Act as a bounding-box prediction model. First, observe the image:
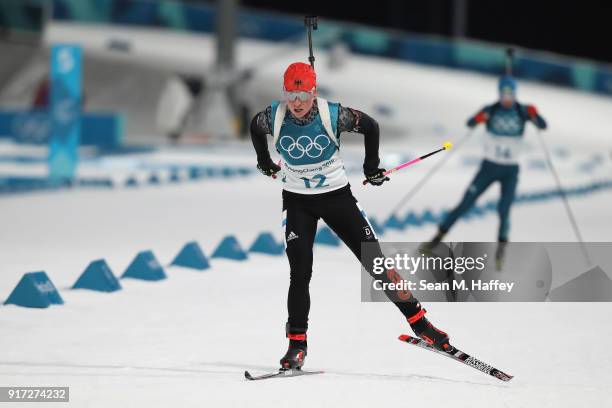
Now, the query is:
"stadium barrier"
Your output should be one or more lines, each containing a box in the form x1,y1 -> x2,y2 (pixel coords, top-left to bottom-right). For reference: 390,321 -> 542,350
49,0 -> 612,97
3,178 -> 612,307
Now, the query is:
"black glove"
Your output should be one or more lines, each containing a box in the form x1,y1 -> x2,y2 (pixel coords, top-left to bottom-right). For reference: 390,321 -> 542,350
257,161 -> 281,177
364,168 -> 390,186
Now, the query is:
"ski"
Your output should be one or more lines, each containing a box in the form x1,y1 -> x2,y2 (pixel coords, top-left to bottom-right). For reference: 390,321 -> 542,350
244,368 -> 324,381
398,334 -> 513,382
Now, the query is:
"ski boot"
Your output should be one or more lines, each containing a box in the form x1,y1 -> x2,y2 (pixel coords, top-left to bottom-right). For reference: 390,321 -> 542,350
280,325 -> 307,370
429,228 -> 446,247
419,227 -> 447,254
495,239 -> 508,271
408,310 -> 451,352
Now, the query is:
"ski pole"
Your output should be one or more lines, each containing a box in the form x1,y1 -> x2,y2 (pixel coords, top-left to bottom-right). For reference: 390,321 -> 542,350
363,141 -> 453,185
535,129 -> 592,267
505,47 -> 515,75
387,130 -> 473,216
272,159 -> 281,179
304,16 -> 318,69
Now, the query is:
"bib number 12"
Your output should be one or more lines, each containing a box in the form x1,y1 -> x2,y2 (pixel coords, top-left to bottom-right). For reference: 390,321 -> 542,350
301,174 -> 328,189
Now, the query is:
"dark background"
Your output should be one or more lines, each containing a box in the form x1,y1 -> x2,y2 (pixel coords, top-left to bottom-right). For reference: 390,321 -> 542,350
240,0 -> 612,64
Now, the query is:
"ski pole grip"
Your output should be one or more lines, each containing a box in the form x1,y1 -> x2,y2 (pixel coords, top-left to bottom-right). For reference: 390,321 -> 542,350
272,159 -> 281,180
304,16 -> 318,30
362,169 -> 392,185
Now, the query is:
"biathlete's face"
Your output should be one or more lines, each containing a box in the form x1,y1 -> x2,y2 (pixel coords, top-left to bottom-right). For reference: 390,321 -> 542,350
500,89 -> 515,109
284,89 -> 316,118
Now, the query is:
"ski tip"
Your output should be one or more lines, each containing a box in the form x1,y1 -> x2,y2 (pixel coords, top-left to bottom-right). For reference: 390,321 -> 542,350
493,371 -> 514,382
398,334 -> 411,342
443,141 -> 453,150
244,370 -> 253,380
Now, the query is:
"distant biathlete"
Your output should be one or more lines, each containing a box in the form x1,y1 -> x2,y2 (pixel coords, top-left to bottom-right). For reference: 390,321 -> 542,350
430,76 -> 547,262
250,62 -> 451,370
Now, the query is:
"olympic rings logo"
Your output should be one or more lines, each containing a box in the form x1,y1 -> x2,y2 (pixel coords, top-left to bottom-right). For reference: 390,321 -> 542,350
279,134 -> 331,159
12,112 -> 50,144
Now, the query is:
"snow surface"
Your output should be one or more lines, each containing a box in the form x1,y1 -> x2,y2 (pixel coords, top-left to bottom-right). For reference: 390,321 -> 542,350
2,26 -> 612,408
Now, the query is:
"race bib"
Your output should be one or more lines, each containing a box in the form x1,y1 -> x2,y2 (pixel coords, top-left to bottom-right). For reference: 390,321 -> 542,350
484,133 -> 523,165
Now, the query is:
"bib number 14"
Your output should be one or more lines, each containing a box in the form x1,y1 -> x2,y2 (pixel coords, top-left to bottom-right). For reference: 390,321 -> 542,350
301,174 -> 328,189
495,145 -> 512,159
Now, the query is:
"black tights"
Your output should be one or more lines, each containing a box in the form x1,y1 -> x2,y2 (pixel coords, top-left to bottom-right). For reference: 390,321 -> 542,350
282,185 -> 423,333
